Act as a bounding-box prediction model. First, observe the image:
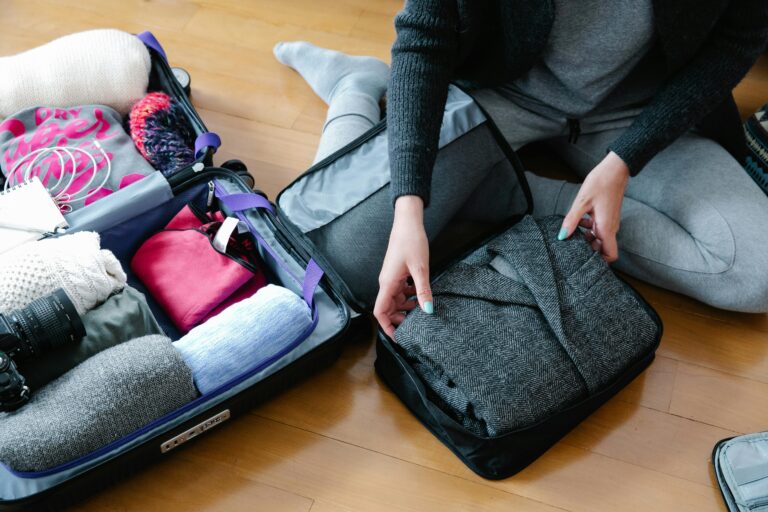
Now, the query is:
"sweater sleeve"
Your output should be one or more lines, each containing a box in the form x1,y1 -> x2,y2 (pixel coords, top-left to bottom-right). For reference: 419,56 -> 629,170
608,0 -> 768,175
387,0 -> 460,206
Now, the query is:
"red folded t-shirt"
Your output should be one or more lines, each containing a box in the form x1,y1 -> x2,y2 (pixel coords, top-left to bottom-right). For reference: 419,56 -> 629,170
131,205 -> 266,333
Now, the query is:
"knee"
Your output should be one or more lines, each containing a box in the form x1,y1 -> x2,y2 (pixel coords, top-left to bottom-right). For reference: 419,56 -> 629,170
729,286 -> 768,314
717,252 -> 768,313
708,196 -> 768,313
732,273 -> 768,313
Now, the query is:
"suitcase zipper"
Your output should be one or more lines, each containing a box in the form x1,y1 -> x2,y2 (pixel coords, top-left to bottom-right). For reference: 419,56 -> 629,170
206,181 -> 216,207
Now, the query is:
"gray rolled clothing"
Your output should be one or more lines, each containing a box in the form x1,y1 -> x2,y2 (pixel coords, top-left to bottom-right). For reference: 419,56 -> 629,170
0,335 -> 197,472
394,216 -> 661,437
17,285 -> 164,391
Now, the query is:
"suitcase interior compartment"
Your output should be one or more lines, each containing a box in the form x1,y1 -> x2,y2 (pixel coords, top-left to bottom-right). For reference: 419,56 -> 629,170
0,169 -> 350,505
275,85 -> 533,312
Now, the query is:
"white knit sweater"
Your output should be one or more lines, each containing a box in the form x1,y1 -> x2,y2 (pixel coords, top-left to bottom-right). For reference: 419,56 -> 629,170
0,29 -> 151,117
0,231 -> 127,315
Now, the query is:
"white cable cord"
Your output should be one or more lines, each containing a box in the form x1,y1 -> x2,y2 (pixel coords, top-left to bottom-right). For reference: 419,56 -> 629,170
69,141 -> 111,203
3,140 -> 111,208
22,147 -> 78,200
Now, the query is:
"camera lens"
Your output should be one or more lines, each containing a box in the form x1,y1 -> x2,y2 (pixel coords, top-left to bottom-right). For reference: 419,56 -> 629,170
8,289 -> 86,359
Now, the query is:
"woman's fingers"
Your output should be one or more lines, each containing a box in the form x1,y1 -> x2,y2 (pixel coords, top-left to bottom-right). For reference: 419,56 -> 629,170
559,196 -> 590,241
600,230 -> 619,262
390,312 -> 406,325
397,297 -> 419,311
410,260 -> 434,314
373,278 -> 400,339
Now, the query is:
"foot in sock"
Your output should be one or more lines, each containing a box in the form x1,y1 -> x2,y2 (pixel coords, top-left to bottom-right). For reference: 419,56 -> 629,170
273,41 -> 389,105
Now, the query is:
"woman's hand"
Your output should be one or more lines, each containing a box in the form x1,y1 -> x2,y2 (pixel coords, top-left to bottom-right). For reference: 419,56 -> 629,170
373,195 -> 433,339
559,152 -> 630,262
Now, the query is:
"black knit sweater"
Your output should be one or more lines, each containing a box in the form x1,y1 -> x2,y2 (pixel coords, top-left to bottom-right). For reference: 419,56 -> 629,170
388,0 -> 768,205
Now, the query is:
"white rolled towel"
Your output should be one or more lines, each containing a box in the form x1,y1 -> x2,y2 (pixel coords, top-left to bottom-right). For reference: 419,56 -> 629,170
0,29 -> 151,117
0,231 -> 127,315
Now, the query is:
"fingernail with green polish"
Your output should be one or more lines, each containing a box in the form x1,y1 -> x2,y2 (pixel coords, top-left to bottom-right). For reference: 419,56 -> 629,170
423,301 -> 434,314
557,227 -> 568,241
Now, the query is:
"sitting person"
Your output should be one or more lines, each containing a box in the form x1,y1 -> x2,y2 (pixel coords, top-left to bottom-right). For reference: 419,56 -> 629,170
273,0 -> 768,338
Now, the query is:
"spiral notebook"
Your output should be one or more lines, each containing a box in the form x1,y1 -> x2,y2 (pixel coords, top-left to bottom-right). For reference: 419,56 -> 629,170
0,177 -> 68,255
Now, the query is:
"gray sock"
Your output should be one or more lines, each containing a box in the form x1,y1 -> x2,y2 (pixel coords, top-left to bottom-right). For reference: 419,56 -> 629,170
273,41 -> 389,105
273,41 -> 389,162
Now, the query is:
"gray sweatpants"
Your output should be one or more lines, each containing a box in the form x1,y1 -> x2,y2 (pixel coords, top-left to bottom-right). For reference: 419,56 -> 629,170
317,87 -> 768,313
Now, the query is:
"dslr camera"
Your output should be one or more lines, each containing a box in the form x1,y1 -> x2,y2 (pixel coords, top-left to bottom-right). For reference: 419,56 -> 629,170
0,289 -> 85,412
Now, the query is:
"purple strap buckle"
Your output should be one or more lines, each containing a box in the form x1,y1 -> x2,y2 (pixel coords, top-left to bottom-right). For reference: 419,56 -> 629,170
136,31 -> 168,62
194,132 -> 222,159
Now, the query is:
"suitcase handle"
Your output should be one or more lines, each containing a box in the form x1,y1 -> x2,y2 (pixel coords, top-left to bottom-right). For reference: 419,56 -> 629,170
216,185 -> 323,310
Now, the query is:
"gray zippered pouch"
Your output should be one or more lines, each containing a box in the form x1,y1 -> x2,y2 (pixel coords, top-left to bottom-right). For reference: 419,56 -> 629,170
715,432 -> 768,511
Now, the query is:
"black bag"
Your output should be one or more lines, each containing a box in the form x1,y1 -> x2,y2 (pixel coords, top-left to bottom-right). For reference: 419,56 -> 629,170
274,85 -> 664,479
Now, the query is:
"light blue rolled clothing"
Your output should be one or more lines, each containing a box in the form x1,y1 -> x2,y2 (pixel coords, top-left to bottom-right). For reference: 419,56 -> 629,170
174,284 -> 314,395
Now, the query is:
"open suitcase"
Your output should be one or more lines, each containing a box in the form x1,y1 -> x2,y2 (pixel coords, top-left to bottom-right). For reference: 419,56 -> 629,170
0,32 -> 662,508
0,33 -> 355,510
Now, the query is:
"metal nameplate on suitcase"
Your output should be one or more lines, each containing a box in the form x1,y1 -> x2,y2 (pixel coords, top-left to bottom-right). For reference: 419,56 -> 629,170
160,409 -> 231,453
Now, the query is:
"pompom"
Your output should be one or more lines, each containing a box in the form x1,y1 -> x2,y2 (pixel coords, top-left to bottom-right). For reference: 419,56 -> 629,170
129,92 -> 195,176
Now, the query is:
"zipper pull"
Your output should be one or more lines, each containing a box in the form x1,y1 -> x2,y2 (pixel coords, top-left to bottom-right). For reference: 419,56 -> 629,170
206,181 -> 215,208
567,118 -> 581,144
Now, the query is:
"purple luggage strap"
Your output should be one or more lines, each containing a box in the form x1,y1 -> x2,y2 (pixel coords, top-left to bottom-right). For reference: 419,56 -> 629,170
215,185 -> 324,310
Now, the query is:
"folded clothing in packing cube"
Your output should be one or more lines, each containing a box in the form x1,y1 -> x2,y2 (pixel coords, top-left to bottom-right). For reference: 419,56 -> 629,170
394,215 -> 661,439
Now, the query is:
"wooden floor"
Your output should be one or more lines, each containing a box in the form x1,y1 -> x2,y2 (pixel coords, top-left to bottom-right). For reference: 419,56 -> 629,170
2,1 -> 768,511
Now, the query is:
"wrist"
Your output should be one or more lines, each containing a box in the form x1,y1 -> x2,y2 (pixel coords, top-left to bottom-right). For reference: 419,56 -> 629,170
607,151 -> 630,179
394,195 -> 424,221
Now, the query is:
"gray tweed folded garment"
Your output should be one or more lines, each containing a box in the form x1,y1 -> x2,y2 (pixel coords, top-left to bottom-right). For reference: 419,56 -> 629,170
395,215 -> 659,437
